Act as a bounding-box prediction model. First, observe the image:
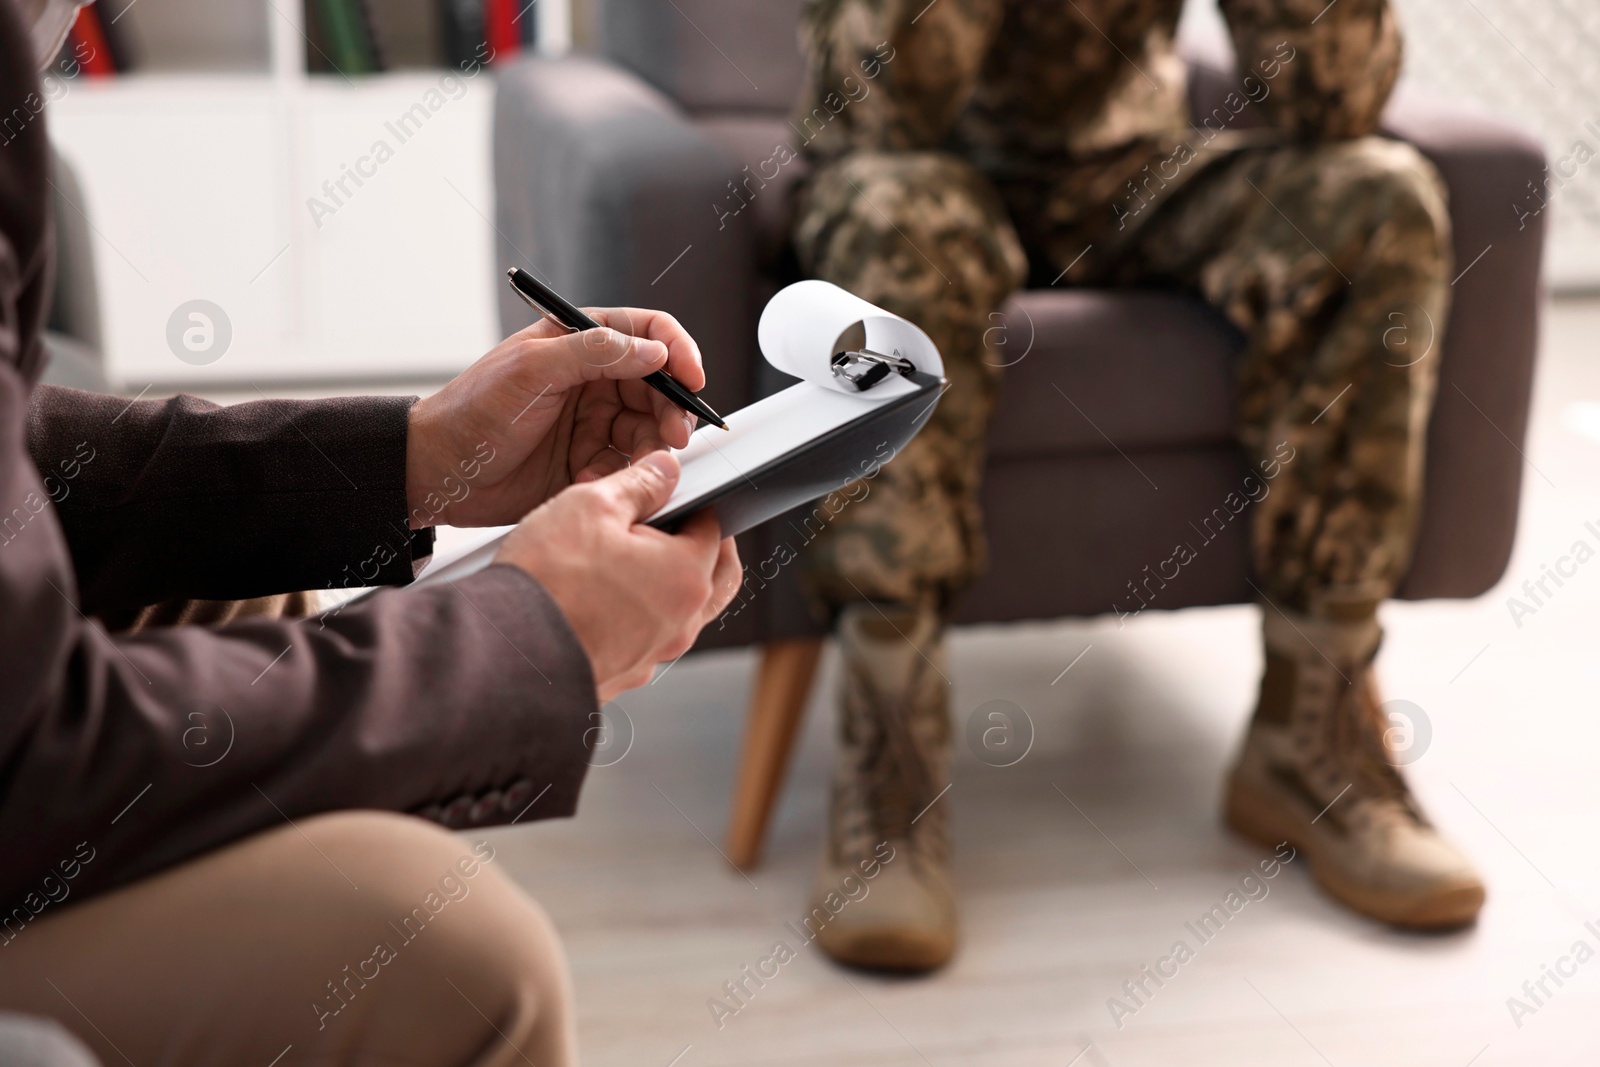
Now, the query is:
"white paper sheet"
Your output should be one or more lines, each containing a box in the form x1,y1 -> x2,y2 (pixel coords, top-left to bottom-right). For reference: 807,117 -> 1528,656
757,279 -> 944,392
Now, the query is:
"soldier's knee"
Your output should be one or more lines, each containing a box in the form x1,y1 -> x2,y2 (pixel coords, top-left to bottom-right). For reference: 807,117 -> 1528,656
1315,138 -> 1451,254
798,151 -> 1026,299
824,149 -> 982,188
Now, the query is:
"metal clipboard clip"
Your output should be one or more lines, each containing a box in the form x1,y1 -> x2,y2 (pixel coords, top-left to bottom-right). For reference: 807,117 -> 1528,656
830,348 -> 916,392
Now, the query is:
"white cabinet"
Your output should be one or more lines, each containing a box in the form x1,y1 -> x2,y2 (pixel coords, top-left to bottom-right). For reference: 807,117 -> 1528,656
296,74 -> 497,380
44,0 -> 570,389
49,78 -> 300,384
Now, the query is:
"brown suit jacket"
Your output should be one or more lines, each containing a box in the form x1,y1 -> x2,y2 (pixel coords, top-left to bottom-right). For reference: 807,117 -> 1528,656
0,5 -> 594,911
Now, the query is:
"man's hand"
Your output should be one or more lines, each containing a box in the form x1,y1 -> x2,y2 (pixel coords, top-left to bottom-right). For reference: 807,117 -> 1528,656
493,452 -> 741,701
405,307 -> 705,529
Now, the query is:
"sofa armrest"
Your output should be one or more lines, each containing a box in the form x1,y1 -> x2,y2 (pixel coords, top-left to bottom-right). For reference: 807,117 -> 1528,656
47,150 -> 103,355
493,55 -> 759,414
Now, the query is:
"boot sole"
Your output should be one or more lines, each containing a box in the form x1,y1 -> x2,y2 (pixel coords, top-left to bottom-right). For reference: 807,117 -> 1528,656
1224,776 -> 1484,930
817,928 -> 955,975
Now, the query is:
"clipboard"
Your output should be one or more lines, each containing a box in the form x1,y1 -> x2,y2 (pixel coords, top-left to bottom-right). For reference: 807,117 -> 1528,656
395,281 -> 945,592
647,368 -> 944,535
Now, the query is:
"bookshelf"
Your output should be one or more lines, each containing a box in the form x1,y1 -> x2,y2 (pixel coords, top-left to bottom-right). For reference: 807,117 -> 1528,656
45,0 -> 573,388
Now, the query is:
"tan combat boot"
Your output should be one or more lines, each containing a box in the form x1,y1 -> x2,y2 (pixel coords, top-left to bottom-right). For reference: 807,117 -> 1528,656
1225,608 -> 1485,929
809,601 -> 956,973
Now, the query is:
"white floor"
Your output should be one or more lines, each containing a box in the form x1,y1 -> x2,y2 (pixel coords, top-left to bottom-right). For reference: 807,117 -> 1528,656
467,300 -> 1600,1067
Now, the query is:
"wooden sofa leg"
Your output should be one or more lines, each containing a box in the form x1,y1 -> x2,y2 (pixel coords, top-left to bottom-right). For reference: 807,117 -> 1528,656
724,638 -> 825,870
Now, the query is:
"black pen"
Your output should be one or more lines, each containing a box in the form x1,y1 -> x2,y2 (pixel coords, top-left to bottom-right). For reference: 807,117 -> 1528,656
506,267 -> 729,430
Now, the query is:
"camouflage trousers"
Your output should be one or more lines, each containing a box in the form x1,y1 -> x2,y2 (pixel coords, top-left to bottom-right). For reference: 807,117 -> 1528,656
793,137 -> 1453,618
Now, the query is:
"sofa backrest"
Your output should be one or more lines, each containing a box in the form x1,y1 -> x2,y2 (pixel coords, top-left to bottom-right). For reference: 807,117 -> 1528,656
590,0 -> 808,115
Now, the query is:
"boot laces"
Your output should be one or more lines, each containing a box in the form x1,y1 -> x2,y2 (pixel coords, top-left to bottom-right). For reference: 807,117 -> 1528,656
1298,658 -> 1420,824
834,656 -> 948,872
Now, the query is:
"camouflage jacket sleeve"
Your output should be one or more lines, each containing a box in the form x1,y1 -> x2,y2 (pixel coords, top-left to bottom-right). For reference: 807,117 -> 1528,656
1218,0 -> 1402,139
793,0 -> 1003,158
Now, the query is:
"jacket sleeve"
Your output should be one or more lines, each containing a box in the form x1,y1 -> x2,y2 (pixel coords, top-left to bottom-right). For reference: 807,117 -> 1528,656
794,0 -> 1003,158
0,362 -> 597,908
26,384 -> 436,616
0,0 -> 595,910
1217,0 -> 1402,139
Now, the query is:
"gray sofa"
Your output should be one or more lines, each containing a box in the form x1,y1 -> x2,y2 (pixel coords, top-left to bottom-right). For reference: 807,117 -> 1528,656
494,1 -> 1545,643
41,151 -> 109,393
493,1 -> 1545,863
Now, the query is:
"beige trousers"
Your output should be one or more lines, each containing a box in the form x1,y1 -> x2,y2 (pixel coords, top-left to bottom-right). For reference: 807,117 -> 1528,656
0,811 -> 578,1067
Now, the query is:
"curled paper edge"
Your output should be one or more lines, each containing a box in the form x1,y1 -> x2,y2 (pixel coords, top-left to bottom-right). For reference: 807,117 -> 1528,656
757,280 -> 944,394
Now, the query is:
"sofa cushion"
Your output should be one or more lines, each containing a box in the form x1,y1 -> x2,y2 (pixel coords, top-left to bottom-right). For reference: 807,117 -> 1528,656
986,289 -> 1242,459
692,115 -> 1244,457
690,115 -> 1245,459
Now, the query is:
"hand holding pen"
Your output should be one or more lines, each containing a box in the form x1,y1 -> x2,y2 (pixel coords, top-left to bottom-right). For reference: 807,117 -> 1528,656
507,267 -> 729,430
405,289 -> 717,527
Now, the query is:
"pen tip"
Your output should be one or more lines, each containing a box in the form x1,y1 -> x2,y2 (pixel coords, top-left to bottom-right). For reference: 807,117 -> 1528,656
716,421 -> 730,431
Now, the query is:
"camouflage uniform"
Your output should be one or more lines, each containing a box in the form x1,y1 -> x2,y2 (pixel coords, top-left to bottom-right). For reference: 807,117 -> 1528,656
792,0 -> 1450,619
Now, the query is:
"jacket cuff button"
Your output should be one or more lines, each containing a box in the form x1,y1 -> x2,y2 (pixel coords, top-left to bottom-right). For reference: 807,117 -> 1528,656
469,791 -> 502,824
501,778 -> 535,816
439,795 -> 473,828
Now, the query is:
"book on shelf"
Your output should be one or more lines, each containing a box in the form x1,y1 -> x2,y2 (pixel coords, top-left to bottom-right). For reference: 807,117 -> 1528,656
55,1 -> 128,78
436,0 -> 487,70
305,0 -> 385,75
41,0 -> 538,78
484,0 -> 520,62
297,0 -> 535,75
521,0 -> 538,49
439,0 -> 533,71
91,1 -> 136,73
